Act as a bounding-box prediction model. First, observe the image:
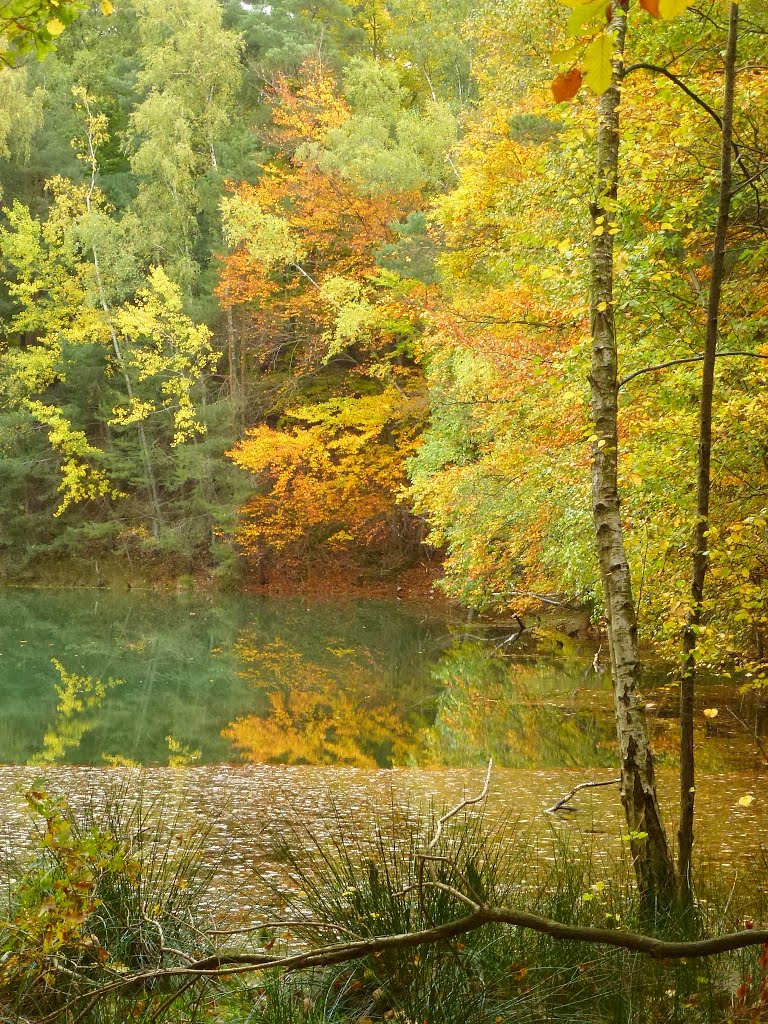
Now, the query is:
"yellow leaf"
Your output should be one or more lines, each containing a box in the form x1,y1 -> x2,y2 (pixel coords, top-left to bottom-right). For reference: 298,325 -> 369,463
593,225 -> 604,236
658,0 -> 695,18
551,44 -> 582,66
46,17 -> 66,35
702,708 -> 718,719
101,0 -> 114,12
737,794 -> 754,807
566,0 -> 607,35
583,32 -> 614,95
596,301 -> 608,311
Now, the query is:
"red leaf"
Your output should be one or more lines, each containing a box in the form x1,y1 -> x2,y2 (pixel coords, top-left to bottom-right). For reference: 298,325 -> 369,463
551,68 -> 582,103
640,0 -> 660,17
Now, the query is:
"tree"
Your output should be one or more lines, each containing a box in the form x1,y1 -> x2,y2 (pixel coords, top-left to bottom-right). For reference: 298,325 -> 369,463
217,63 -> 434,576
408,0 -> 768,906
577,0 -> 677,906
126,0 -> 244,293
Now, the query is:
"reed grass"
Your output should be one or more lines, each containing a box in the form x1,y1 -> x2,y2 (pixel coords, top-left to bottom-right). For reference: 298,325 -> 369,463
0,781 -> 764,1024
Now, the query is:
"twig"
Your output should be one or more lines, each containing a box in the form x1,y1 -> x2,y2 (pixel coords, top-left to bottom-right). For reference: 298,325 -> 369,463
618,351 -> 768,390
506,590 -> 571,607
545,778 -> 620,814
726,705 -> 768,765
426,760 -> 493,854
416,853 -> 483,903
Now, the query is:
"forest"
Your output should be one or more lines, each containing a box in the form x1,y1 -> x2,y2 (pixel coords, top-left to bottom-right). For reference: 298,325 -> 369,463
0,0 -> 765,681
0,1 -> 768,1020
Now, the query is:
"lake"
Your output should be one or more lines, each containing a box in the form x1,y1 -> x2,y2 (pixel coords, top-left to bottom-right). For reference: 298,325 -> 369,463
0,589 -> 765,909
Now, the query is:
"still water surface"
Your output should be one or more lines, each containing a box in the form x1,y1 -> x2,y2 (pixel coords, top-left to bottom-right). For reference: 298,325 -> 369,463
0,589 -> 765,896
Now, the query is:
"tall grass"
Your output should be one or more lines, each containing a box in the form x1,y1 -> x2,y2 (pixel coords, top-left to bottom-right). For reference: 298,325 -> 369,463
0,781 -> 764,1024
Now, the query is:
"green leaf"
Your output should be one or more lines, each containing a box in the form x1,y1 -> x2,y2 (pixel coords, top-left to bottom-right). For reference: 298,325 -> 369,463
583,32 -> 614,94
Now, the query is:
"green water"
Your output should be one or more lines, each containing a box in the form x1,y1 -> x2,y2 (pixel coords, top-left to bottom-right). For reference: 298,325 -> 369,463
0,590 -> 766,891
0,590 -> 764,772
0,589 -> 622,769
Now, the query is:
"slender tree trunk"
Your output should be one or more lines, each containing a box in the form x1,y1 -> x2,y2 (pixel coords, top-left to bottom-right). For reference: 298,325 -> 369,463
589,0 -> 676,907
226,303 -> 237,396
80,94 -> 163,541
678,2 -> 739,906
91,264 -> 163,542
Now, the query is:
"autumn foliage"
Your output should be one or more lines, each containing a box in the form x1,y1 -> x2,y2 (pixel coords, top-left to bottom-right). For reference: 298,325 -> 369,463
218,65 -> 429,575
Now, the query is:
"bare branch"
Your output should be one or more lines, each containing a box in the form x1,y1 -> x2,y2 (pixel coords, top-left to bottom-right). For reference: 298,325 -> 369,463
618,350 -> 768,390
725,704 -> 768,765
622,63 -> 722,127
426,760 -> 493,855
545,778 -> 620,814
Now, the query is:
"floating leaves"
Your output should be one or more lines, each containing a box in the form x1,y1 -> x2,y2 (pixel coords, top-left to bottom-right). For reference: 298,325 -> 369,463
737,794 -> 755,808
702,708 -> 719,719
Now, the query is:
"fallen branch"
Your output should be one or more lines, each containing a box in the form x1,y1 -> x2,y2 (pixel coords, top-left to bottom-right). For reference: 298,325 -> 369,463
545,777 -> 620,814
426,759 -> 493,855
40,903 -> 768,1024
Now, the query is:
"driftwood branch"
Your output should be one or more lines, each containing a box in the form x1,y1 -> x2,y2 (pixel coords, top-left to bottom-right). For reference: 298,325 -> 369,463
425,759 -> 493,855
40,906 -> 768,1024
545,778 -> 621,814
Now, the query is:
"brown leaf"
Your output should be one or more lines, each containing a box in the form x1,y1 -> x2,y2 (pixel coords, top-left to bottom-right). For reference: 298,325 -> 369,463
552,68 -> 583,103
640,0 -> 660,17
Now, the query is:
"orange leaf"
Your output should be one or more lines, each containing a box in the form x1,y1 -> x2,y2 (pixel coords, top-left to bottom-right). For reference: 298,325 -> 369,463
552,69 -> 583,103
640,0 -> 660,17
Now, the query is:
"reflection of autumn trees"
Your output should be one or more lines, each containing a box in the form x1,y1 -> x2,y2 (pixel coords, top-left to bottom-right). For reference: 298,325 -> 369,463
31,660 -> 124,765
224,638 -> 420,767
424,642 -> 618,770
226,631 -> 623,770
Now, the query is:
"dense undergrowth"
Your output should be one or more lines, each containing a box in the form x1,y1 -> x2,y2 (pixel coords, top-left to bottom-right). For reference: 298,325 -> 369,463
0,781 -> 766,1024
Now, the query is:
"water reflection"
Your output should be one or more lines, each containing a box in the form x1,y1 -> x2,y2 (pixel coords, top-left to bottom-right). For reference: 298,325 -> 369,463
31,659 -> 124,765
224,638 -> 421,766
0,590 -> 765,772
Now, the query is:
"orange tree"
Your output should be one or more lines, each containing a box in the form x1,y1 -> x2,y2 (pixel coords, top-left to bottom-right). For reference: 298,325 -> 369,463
217,63 -> 435,577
